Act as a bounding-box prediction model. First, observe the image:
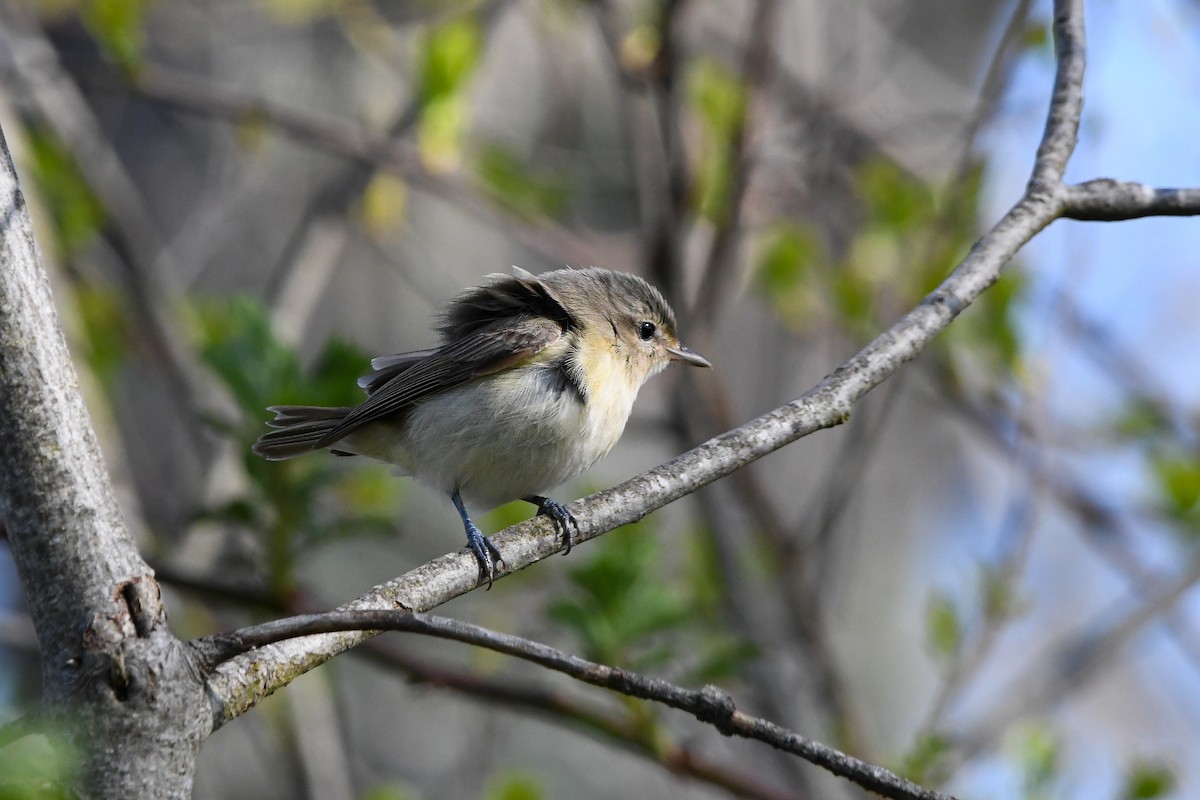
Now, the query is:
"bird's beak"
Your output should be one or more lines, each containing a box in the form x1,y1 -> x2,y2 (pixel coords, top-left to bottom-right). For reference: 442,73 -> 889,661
666,343 -> 712,368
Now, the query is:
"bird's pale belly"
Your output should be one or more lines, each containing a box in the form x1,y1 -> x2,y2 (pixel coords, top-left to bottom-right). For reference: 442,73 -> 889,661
344,366 -> 634,510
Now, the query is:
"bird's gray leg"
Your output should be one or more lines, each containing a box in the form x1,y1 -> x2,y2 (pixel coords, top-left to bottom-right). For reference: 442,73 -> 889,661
452,489 -> 503,589
524,495 -> 579,555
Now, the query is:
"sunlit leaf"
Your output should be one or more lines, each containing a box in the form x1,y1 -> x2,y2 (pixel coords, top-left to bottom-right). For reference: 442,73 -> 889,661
925,593 -> 961,660
361,173 -> 409,238
484,771 -> 545,800
416,16 -> 483,171
1153,454 -> 1200,518
1010,724 -> 1060,794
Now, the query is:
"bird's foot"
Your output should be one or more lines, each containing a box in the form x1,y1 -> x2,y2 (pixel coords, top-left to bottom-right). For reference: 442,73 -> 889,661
527,496 -> 580,555
465,523 -> 504,589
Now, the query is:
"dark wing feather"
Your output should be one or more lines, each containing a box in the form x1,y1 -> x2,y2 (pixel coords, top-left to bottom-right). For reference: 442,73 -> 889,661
357,348 -> 437,395
314,315 -> 566,448
439,271 -> 576,340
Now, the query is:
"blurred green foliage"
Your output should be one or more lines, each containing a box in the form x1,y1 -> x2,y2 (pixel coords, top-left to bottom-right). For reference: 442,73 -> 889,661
1010,723 -> 1061,800
549,524 -> 755,682
0,732 -> 77,800
417,15 -> 483,171
484,771 -> 545,800
753,222 -> 824,333
752,156 -> 1024,380
361,173 -> 410,238
1153,453 -> 1200,524
476,144 -> 569,220
361,784 -> 420,800
925,593 -> 962,661
1121,761 -> 1176,800
24,127 -> 105,258
896,733 -> 952,788
74,286 -> 131,388
686,58 -> 747,224
83,0 -> 150,72
196,296 -> 396,596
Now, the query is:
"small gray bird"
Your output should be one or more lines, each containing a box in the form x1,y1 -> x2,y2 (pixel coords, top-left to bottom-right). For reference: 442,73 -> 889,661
253,266 -> 710,587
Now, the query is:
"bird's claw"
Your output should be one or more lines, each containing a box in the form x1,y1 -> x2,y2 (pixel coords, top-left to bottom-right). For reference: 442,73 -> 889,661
533,497 -> 580,555
466,524 -> 504,589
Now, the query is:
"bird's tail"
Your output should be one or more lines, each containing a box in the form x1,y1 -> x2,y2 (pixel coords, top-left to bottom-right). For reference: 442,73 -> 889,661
252,406 -> 353,460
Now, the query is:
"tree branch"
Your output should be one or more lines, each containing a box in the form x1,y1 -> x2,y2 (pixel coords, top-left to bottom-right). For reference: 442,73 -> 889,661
1062,179 -> 1200,220
0,119 -> 210,795
193,610 -> 950,800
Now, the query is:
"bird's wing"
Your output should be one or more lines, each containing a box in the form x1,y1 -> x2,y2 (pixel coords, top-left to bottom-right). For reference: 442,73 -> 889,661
356,349 -> 438,395
314,315 -> 567,447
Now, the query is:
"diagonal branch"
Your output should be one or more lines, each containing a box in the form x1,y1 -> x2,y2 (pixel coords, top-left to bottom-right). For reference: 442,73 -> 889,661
192,610 -> 952,800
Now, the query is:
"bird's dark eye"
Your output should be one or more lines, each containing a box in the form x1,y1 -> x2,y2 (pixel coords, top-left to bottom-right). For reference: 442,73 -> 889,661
637,321 -> 656,341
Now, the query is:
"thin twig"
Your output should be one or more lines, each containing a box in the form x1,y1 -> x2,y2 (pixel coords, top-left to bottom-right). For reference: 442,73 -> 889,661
193,610 -> 952,800
360,638 -> 804,800
690,0 -> 780,325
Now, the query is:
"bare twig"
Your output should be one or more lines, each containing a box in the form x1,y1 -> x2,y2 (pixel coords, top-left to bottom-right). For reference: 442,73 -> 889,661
122,65 -> 607,268
193,610 -> 952,800
949,553 -> 1200,765
361,639 -> 804,800
690,0 -> 781,324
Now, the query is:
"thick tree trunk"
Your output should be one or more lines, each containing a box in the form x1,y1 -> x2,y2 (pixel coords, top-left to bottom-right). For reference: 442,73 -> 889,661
0,122 -> 209,797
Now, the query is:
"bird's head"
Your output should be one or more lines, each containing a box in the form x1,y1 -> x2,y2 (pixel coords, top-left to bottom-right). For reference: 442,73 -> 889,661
537,268 -> 711,388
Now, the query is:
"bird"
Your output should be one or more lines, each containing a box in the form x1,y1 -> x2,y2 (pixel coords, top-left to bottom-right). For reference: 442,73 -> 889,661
253,266 -> 711,587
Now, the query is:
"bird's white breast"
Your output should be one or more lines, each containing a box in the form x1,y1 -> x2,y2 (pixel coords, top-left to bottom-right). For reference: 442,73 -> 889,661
344,338 -> 645,510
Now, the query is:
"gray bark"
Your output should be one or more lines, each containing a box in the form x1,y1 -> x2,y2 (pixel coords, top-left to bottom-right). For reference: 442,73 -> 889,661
0,122 -> 210,797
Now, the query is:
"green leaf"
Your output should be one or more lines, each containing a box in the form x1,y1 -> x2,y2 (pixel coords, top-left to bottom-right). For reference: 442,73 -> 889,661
83,0 -> 152,73
686,638 -> 759,684
0,731 -> 78,800
1010,724 -> 1060,794
548,524 -> 688,665
360,172 -> 408,238
196,296 -> 303,419
193,497 -> 263,528
979,564 -> 1022,622
476,144 -> 569,219
257,0 -> 333,25
419,17 -> 484,102
753,222 -> 827,333
925,593 -> 961,660
309,337 -> 375,407
416,15 -> 483,171
75,286 -> 131,387
1112,399 -> 1168,439
855,158 -> 932,233
1122,762 -> 1175,800
895,733 -> 951,786
685,58 -> 747,222
361,785 -> 420,800
1154,454 -> 1200,518
24,127 -> 106,257
484,771 -> 545,800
